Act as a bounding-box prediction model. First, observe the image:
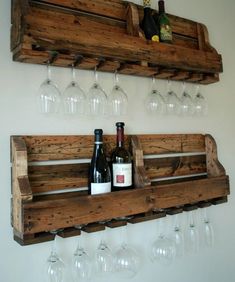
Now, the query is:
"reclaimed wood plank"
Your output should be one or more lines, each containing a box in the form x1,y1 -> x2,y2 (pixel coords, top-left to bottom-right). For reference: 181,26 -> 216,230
22,176 -> 229,234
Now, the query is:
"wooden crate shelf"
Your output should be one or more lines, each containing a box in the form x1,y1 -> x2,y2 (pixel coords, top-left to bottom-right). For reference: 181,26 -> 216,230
11,133 -> 229,245
11,0 -> 222,84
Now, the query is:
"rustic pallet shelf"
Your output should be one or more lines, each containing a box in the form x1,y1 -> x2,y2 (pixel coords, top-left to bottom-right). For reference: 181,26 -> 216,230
11,0 -> 223,84
11,134 -> 229,245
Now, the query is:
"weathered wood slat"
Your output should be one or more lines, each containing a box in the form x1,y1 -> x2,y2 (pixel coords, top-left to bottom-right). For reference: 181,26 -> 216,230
144,155 -> 207,180
29,163 -> 89,193
138,134 -> 205,155
22,176 -> 229,234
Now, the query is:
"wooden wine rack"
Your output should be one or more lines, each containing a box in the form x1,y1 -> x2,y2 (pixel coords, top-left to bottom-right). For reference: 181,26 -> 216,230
11,0 -> 222,84
11,134 -> 229,245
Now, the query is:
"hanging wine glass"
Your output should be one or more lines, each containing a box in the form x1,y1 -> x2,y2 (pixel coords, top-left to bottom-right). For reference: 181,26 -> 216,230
87,67 -> 108,116
180,82 -> 194,116
37,64 -> 61,114
72,226 -> 92,281
165,80 -> 181,115
150,217 -> 176,265
114,225 -> 141,279
94,231 -> 114,278
46,233 -> 65,282
145,77 -> 165,115
200,208 -> 214,248
194,85 -> 208,116
172,214 -> 185,258
185,210 -> 199,255
62,66 -> 86,115
109,71 -> 128,116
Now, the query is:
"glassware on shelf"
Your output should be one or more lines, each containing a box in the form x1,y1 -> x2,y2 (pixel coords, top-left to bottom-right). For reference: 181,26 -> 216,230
113,225 -> 141,279
200,208 -> 215,248
194,85 -> 208,116
145,77 -> 165,115
37,64 -> 61,114
62,66 -> 86,115
180,82 -> 194,116
165,80 -> 181,115
172,214 -> 185,258
150,217 -> 176,265
46,233 -> 65,282
109,71 -> 128,116
185,210 -> 199,255
72,225 -> 92,281
94,231 -> 114,278
87,67 -> 108,117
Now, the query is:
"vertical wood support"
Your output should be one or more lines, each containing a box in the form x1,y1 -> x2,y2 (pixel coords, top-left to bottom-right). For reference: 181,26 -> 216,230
205,134 -> 226,177
11,137 -> 32,238
131,135 -> 151,188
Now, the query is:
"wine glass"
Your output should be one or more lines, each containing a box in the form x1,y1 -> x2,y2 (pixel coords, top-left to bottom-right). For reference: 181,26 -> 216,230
113,225 -> 141,279
200,208 -> 214,248
94,231 -> 114,277
180,82 -> 194,116
172,214 -> 184,258
185,211 -> 199,255
145,77 -> 165,115
109,71 -> 128,116
72,227 -> 92,281
62,66 -> 86,115
46,233 -> 65,282
87,67 -> 108,116
194,85 -> 208,116
37,64 -> 61,114
165,80 -> 181,115
150,217 -> 176,265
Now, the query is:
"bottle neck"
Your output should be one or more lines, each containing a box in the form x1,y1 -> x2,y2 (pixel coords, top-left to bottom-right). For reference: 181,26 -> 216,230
116,127 -> 124,147
158,0 -> 165,14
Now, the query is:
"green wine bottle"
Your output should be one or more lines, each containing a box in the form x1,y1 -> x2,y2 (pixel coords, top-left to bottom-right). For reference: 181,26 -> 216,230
141,0 -> 159,42
157,0 -> 172,43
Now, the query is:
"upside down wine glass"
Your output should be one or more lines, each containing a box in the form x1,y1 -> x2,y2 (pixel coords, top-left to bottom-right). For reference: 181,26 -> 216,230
145,77 -> 165,115
46,233 -> 65,282
194,85 -> 208,116
165,80 -> 181,115
37,64 -> 61,114
62,66 -> 86,115
87,67 -> 108,116
109,71 -> 128,116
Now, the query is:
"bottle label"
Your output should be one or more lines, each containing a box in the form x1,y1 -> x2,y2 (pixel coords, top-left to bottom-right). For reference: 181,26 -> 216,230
91,182 -> 111,195
160,24 -> 172,41
112,163 -> 132,187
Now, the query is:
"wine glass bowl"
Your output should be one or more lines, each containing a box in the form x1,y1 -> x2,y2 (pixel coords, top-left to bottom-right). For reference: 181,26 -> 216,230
180,82 -> 194,116
62,67 -> 86,115
87,69 -> 108,116
201,208 -> 214,248
114,243 -> 140,279
185,211 -> 199,255
109,72 -> 128,116
194,85 -> 208,116
145,77 -> 165,115
37,65 -> 61,114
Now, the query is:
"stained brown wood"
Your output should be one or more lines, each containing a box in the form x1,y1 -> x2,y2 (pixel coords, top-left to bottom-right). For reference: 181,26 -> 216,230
11,0 -> 223,83
205,134 -> 226,177
138,134 -> 205,155
22,176 -> 229,234
144,155 -> 207,180
11,133 -> 230,244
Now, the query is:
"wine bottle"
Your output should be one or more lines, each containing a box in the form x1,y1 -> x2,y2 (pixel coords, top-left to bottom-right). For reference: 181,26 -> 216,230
157,0 -> 173,43
88,129 -> 111,195
111,122 -> 132,191
141,0 -> 159,42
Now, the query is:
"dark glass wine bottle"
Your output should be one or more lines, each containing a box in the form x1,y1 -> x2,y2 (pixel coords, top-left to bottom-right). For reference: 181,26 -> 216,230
157,0 -> 172,43
111,122 -> 132,191
141,0 -> 159,42
88,129 -> 111,195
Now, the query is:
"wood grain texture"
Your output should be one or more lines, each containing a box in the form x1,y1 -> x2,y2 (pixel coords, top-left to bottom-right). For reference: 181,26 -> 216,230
22,176 -> 229,234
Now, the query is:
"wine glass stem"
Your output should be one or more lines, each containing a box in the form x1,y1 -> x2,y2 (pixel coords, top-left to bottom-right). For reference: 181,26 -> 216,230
47,64 -> 52,81
71,66 -> 76,82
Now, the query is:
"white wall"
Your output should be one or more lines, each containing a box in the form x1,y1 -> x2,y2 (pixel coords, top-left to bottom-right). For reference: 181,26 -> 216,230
1,0 -> 235,281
